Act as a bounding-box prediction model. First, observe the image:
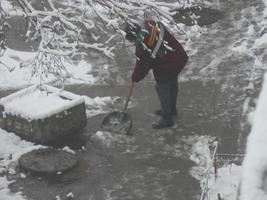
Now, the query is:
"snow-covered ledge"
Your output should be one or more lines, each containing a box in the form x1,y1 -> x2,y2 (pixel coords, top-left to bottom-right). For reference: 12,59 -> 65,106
0,84 -> 84,120
0,84 -> 87,144
240,73 -> 267,200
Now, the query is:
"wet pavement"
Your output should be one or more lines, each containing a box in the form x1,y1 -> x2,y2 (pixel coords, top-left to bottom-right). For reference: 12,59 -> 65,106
1,0 -> 267,199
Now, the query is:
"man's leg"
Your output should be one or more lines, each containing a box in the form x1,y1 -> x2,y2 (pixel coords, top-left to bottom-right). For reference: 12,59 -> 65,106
152,80 -> 173,129
154,77 -> 178,116
170,77 -> 178,115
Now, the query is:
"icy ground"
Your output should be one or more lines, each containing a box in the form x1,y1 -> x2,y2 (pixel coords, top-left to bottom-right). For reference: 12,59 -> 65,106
0,129 -> 42,200
1,0 -> 267,199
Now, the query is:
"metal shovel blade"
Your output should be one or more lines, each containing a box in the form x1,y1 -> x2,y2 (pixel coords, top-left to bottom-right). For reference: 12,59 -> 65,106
101,81 -> 134,134
101,111 -> 132,134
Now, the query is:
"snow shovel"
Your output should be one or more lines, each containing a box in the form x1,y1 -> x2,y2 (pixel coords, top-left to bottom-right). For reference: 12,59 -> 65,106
101,81 -> 134,134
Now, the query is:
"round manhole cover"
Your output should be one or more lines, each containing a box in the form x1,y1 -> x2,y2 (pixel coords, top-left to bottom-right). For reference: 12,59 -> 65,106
173,6 -> 222,26
19,148 -> 78,173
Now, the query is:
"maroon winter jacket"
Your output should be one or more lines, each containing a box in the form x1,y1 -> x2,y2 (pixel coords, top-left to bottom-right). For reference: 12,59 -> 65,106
132,21 -> 188,83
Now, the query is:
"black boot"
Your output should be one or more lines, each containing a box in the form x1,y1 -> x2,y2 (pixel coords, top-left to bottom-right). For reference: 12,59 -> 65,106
152,115 -> 174,129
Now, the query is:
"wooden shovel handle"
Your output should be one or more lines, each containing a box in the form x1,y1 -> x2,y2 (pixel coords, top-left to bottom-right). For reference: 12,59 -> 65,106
124,80 -> 134,110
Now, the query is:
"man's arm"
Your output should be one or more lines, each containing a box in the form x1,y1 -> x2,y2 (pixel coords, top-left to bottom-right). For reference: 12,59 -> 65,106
132,47 -> 152,82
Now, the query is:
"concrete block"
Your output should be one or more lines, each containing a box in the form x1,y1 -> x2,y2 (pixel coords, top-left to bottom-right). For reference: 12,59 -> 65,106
0,85 -> 87,144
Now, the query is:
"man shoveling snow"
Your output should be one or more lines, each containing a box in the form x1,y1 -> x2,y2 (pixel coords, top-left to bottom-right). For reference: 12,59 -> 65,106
124,18 -> 188,129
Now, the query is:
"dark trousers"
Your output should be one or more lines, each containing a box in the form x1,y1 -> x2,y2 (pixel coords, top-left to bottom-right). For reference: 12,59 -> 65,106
155,77 -> 178,117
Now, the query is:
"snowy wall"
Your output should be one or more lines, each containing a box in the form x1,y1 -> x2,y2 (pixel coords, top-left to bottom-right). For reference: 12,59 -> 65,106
240,0 -> 267,198
240,73 -> 267,200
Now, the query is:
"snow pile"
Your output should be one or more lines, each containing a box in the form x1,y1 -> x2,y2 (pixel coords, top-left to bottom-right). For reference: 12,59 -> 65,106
0,128 -> 42,200
188,136 -> 214,181
92,131 -> 114,148
0,178 -> 25,200
207,164 -> 241,200
66,192 -> 74,199
240,73 -> 267,200
91,130 -> 133,150
62,146 -> 76,155
83,96 -> 131,117
187,136 -> 242,200
0,49 -> 99,90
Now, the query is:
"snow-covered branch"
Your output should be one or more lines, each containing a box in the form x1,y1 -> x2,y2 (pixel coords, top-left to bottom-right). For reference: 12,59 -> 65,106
9,0 -> 193,59
7,0 -> 193,58
2,0 -> 198,84
0,1 -> 8,57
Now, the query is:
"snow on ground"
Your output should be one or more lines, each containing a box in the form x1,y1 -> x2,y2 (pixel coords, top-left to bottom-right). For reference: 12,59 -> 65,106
0,129 -> 42,200
0,48 -> 125,200
1,0 -> 14,14
189,136 -> 214,180
183,1 -> 267,199
180,0 -> 267,84
84,95 -> 136,117
84,96 -> 117,117
0,14 -> 117,200
91,131 -> 115,148
189,68 -> 267,200
207,164 -> 241,200
186,135 -> 242,200
0,0 -> 266,200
